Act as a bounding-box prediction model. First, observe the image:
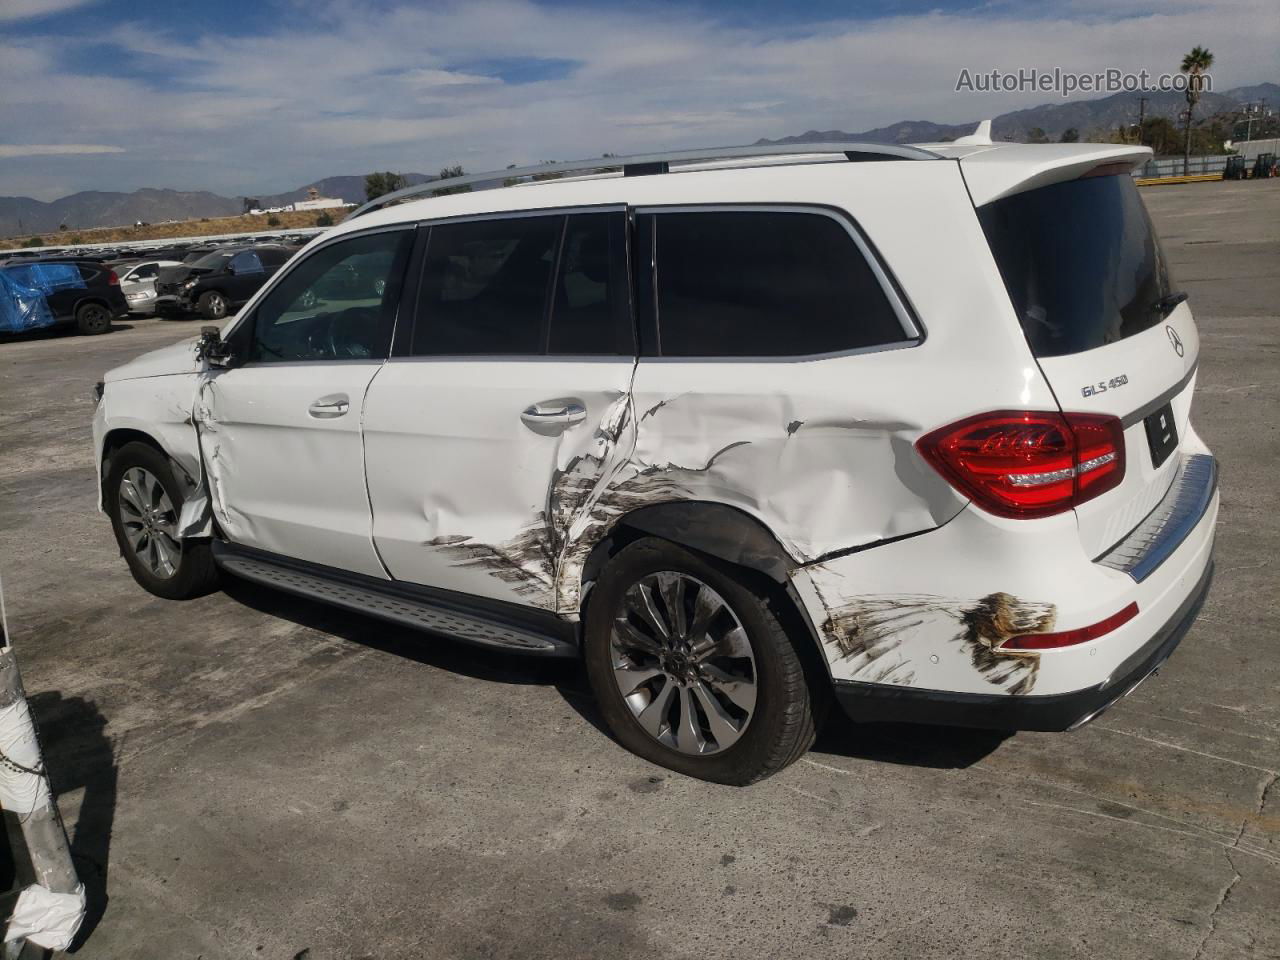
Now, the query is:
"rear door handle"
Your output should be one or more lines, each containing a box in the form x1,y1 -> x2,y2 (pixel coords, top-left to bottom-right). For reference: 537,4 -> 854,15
521,399 -> 587,427
308,393 -> 350,418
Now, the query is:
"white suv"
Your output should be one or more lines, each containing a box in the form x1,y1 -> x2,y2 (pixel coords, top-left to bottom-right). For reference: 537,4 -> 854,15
92,141 -> 1217,784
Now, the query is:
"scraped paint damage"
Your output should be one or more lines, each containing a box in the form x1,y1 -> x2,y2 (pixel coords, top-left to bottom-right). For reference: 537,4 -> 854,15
420,394 -> 756,611
809,582 -> 1056,694
414,390 -> 960,615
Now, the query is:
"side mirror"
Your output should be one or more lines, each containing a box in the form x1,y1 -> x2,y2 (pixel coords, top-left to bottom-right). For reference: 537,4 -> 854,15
196,325 -> 235,367
225,263 -> 237,276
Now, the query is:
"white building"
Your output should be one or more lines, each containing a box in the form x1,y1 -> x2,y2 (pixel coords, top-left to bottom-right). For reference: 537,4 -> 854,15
293,197 -> 345,211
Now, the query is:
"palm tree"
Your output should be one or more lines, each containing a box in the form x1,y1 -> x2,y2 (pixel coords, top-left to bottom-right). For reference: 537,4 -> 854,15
1180,46 -> 1214,175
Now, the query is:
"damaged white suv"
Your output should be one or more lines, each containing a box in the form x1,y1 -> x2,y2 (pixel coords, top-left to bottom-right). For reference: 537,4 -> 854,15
93,141 -> 1217,784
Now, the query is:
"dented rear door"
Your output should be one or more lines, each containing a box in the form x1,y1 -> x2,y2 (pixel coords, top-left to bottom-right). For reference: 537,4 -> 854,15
363,209 -> 637,610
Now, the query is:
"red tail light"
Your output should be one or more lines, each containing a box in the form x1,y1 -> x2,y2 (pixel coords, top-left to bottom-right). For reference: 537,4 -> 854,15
107,270 -> 120,286
917,410 -> 1124,519
1003,602 -> 1138,649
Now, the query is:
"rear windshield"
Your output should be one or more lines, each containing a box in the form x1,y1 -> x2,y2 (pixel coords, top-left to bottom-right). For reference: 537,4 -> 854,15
977,174 -> 1174,358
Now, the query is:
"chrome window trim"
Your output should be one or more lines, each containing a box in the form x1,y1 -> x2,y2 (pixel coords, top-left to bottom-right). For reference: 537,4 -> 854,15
633,202 -> 924,360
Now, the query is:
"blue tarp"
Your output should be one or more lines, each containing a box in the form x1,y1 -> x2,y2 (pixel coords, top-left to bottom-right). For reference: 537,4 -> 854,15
0,263 -> 85,333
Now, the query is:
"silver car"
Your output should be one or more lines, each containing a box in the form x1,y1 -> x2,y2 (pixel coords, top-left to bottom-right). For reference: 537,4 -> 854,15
117,259 -> 182,315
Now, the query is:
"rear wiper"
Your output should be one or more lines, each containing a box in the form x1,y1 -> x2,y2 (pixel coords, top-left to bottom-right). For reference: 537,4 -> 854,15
1153,291 -> 1188,317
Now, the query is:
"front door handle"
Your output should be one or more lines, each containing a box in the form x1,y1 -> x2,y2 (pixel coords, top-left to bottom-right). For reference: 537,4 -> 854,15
521,399 -> 587,427
308,393 -> 350,418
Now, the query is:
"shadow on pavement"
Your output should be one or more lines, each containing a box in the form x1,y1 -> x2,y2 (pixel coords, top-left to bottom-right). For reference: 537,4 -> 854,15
223,577 -> 1008,773
27,691 -> 117,951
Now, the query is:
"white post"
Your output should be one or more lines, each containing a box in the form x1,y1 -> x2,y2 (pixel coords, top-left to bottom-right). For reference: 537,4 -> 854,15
1,584 -> 85,952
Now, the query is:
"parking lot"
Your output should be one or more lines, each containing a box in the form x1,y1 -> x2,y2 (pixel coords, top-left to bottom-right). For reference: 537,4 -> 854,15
1,179 -> 1276,959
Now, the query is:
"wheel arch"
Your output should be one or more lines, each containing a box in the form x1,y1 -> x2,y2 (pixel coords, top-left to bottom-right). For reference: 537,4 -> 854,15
100,427 -> 200,501
72,295 -> 112,315
577,501 -> 834,687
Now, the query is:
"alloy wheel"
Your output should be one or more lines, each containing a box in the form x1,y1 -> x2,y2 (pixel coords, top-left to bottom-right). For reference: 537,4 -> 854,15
118,467 -> 180,578
610,572 -> 757,755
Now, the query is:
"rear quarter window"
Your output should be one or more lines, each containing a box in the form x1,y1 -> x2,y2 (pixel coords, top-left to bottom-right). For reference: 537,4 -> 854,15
650,210 -> 909,358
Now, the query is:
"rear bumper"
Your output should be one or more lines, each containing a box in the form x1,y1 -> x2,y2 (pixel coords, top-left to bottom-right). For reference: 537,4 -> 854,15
832,558 -> 1213,731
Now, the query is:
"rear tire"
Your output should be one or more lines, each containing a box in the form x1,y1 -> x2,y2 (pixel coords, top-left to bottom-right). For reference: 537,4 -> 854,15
584,537 -> 820,785
197,290 -> 228,320
105,441 -> 219,600
76,302 -> 111,335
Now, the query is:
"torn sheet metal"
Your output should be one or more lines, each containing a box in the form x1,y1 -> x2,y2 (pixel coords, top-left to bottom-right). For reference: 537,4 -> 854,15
0,263 -> 84,333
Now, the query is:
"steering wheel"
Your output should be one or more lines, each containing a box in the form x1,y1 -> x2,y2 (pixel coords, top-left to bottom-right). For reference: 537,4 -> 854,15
321,306 -> 379,359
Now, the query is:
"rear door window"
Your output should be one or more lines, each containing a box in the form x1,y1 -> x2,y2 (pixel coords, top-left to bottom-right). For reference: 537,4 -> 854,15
548,212 -> 633,356
648,210 -> 909,358
409,216 -> 558,356
977,174 -> 1175,358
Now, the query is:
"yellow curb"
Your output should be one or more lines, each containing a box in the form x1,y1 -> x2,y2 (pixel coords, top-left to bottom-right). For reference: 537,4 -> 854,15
1136,174 -> 1224,186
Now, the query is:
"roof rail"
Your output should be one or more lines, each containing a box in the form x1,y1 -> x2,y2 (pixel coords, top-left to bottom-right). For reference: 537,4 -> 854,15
348,142 -> 939,219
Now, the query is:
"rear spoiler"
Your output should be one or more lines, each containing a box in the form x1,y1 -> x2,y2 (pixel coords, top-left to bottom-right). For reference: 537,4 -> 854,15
952,145 -> 1153,206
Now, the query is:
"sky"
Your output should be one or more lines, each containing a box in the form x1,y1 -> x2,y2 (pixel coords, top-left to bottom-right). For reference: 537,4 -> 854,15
1,0 -> 1276,201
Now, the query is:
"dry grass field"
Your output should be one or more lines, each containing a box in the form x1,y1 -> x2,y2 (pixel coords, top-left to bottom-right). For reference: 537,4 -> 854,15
3,207 -> 351,248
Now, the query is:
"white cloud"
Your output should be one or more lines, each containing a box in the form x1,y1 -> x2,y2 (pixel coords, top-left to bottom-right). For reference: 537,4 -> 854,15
0,0 -> 94,22
0,0 -> 1275,199
0,143 -> 125,158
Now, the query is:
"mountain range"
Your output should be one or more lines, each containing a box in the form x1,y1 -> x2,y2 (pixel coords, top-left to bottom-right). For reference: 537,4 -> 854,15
3,81 -> 1275,237
756,82 -> 1278,147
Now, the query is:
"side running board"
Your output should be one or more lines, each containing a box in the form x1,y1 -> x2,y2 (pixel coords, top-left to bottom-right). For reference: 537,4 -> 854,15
211,542 -> 576,657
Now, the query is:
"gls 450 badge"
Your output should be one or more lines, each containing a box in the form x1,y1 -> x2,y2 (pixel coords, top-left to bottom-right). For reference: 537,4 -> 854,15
1081,374 -> 1128,398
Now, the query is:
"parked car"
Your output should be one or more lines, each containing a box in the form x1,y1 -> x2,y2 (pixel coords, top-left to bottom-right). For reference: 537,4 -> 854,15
117,259 -> 184,315
2,260 -> 127,335
153,245 -> 294,320
92,142 -> 1216,784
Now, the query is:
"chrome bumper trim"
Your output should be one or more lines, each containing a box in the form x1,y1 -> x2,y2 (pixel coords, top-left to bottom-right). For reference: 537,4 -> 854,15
1096,453 -> 1217,582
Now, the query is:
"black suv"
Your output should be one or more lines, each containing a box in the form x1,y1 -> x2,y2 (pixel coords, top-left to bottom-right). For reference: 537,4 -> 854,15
154,245 -> 294,320
0,259 -> 128,336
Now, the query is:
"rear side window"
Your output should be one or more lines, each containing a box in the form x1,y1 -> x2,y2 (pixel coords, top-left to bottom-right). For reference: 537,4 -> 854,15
229,251 -> 264,276
410,212 -> 633,357
258,247 -> 290,266
977,174 -> 1174,359
650,211 -> 907,357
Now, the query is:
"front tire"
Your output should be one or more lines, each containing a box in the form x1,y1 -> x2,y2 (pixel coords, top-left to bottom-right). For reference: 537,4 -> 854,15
197,290 -> 228,320
584,537 -> 820,785
105,442 -> 219,600
76,302 -> 111,335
